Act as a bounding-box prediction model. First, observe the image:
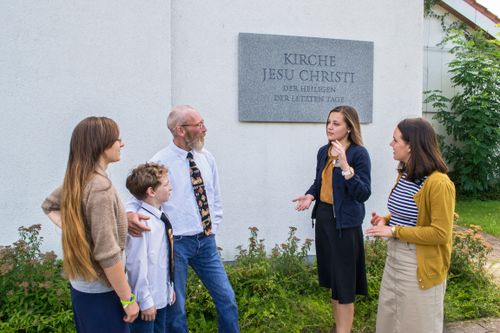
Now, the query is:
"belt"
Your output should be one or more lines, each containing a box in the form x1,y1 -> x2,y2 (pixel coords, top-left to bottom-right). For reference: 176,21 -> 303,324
184,232 -> 208,238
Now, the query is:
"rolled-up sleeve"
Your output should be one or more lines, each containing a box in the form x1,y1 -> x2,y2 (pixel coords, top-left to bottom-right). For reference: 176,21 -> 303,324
41,186 -> 62,215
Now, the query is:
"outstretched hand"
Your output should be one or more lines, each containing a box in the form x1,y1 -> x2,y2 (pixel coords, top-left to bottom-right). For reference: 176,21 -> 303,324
292,194 -> 314,211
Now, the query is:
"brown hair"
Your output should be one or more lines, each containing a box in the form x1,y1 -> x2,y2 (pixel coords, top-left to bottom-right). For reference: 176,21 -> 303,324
126,162 -> 168,200
327,105 -> 364,145
397,117 -> 448,181
60,116 -> 119,281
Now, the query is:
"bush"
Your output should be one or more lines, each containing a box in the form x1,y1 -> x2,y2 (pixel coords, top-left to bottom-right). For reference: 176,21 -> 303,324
186,227 -> 332,333
0,225 -> 74,332
425,28 -> 500,197
1,224 -> 498,332
183,227 -> 388,333
449,224 -> 492,279
445,222 -> 500,321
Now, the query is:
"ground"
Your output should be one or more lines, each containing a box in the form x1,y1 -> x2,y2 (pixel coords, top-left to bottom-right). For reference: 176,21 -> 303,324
483,232 -> 500,286
445,318 -> 500,333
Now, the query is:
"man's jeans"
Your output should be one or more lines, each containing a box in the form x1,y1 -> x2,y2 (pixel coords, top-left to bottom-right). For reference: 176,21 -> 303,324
165,234 -> 240,333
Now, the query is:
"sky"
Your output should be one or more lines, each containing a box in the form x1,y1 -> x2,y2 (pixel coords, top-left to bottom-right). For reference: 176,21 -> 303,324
476,0 -> 500,18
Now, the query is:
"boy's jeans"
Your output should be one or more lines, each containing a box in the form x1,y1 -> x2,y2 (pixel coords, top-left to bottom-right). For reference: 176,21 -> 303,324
129,306 -> 166,333
165,234 -> 240,333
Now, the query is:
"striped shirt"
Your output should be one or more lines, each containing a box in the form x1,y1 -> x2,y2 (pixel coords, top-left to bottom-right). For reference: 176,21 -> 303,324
388,173 -> 426,227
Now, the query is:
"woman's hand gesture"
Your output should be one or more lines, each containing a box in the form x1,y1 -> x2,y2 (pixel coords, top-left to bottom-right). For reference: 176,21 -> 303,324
292,194 -> 314,211
370,212 -> 386,226
331,140 -> 349,171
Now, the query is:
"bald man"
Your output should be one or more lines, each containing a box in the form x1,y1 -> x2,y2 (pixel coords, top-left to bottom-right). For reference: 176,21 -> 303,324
127,105 -> 239,333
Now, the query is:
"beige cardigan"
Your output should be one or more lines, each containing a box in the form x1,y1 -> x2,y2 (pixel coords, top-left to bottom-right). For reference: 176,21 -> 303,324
42,170 -> 127,285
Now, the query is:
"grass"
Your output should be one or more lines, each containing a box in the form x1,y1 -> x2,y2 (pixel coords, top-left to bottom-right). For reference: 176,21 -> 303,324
455,200 -> 500,236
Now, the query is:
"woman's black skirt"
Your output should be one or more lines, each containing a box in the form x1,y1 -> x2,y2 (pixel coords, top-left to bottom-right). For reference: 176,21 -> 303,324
315,201 -> 368,304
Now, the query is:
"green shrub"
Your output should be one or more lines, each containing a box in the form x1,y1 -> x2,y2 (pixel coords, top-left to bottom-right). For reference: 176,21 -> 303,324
445,223 -> 500,320
0,224 -> 75,333
449,224 -> 492,279
425,28 -> 500,197
1,224 -> 498,332
186,227 -> 332,333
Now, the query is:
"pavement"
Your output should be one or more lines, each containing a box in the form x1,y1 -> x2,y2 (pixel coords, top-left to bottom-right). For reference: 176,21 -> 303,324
444,318 -> 500,333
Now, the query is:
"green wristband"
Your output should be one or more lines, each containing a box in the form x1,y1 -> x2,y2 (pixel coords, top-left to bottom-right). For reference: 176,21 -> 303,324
120,293 -> 136,308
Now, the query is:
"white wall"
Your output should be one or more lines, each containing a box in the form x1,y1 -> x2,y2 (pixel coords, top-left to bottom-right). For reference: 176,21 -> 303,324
0,1 -> 172,253
0,0 -> 423,260
168,0 -> 423,259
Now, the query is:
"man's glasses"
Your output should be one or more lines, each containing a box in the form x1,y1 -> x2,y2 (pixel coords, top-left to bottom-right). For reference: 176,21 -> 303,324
180,121 -> 205,129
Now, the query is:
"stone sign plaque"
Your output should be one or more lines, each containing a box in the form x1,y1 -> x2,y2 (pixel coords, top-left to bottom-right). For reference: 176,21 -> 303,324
238,33 -> 373,123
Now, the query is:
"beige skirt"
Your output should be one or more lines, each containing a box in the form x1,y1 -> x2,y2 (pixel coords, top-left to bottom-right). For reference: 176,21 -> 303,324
376,239 -> 446,333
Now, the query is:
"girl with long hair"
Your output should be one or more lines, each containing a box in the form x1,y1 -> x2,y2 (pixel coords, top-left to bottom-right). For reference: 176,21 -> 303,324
293,105 -> 371,333
42,116 -> 139,332
367,118 -> 455,333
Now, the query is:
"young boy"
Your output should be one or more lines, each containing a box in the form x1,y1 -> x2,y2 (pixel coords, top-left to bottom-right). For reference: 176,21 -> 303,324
125,162 -> 175,333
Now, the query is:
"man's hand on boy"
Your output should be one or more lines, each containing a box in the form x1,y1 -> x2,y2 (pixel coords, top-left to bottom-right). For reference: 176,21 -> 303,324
141,305 -> 156,321
127,212 -> 151,237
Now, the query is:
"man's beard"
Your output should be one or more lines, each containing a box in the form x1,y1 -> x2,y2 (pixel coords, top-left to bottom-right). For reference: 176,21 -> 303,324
185,132 -> 205,152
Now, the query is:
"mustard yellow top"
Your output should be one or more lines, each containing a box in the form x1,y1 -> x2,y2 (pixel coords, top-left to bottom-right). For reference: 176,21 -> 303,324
320,147 -> 336,204
384,171 -> 456,289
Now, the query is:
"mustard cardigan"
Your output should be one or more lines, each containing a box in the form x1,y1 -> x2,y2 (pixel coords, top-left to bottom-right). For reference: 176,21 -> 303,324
385,171 -> 456,289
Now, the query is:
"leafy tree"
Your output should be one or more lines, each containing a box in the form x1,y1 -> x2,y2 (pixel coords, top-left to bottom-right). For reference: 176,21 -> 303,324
425,28 -> 500,196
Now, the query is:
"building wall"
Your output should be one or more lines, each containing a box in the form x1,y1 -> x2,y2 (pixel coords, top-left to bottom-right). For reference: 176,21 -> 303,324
0,0 -> 423,259
423,6 -> 459,132
0,0 -> 172,253
423,4 -> 499,129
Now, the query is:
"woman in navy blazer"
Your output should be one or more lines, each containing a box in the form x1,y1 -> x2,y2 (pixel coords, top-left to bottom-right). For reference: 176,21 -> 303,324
293,105 -> 371,333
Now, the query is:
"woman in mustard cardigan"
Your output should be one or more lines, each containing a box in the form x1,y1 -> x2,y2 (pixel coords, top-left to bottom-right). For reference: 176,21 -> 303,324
366,118 -> 455,333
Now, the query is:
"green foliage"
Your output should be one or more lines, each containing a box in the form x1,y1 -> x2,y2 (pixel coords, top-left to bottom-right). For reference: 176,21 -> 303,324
0,225 -> 75,332
182,227 -> 388,333
455,199 -> 500,236
425,28 -> 500,197
449,223 -> 492,280
424,0 -> 440,17
1,224 -> 499,331
445,223 -> 500,320
186,227 -> 332,333
445,277 -> 500,321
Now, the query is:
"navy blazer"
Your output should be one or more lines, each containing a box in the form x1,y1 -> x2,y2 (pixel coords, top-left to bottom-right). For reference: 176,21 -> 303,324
306,143 -> 371,229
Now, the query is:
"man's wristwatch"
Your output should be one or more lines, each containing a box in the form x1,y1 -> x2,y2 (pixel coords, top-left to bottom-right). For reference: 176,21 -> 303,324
391,226 -> 397,238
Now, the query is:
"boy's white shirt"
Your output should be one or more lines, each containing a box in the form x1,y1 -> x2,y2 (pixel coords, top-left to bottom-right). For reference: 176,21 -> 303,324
125,201 -> 174,311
